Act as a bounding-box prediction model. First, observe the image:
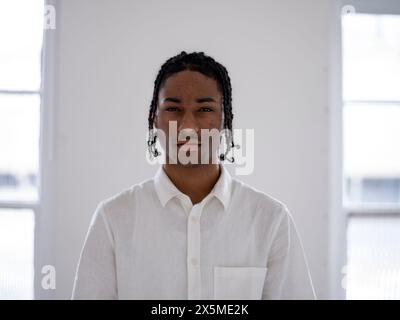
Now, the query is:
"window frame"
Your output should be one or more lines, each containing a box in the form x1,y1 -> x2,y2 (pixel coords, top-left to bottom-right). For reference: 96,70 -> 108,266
338,0 -> 400,300
0,0 -> 46,300
0,0 -> 55,299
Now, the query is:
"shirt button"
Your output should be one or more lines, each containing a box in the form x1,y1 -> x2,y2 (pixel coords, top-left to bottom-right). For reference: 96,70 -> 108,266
191,257 -> 198,266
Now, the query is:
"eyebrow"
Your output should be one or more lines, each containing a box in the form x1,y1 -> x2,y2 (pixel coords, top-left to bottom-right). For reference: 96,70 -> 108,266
161,97 -> 217,103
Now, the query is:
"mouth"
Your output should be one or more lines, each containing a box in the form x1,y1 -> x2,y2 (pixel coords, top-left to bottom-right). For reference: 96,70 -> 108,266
177,142 -> 201,148
176,142 -> 201,147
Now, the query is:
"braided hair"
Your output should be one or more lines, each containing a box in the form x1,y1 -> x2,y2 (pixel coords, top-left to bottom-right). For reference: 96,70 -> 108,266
147,51 -> 237,162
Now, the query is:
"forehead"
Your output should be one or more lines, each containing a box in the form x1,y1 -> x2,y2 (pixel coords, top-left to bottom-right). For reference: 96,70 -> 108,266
158,70 -> 222,99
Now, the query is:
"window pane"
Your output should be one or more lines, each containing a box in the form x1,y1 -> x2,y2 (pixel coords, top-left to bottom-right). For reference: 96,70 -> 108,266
346,216 -> 400,300
343,102 -> 400,205
0,0 -> 44,91
0,208 -> 34,299
342,14 -> 400,101
0,94 -> 39,203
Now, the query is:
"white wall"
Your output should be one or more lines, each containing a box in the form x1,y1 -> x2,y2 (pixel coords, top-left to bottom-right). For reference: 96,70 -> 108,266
37,0 -> 338,299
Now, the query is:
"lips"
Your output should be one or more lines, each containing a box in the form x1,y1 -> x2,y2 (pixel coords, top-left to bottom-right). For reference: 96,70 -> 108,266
177,142 -> 201,149
177,143 -> 201,147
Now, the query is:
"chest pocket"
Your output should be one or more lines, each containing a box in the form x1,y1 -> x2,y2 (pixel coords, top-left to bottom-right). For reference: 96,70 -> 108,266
213,266 -> 267,300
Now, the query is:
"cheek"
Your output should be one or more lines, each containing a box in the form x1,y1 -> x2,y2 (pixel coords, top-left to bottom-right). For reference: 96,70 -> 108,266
207,120 -> 218,129
156,118 -> 177,142
207,114 -> 222,130
154,113 -> 168,130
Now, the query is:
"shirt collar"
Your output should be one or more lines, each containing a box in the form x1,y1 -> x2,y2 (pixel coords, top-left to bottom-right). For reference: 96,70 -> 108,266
154,164 -> 232,210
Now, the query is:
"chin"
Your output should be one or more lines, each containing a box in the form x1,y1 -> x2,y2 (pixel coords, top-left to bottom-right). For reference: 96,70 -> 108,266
177,162 -> 202,168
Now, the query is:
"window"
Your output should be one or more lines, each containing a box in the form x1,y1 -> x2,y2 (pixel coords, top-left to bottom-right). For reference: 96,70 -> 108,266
342,12 -> 400,299
0,0 -> 44,299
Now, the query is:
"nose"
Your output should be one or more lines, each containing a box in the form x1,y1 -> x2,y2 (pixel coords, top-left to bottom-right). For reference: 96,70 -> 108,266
177,111 -> 200,137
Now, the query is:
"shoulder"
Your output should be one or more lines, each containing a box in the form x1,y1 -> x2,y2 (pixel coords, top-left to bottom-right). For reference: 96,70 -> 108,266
97,177 -> 155,222
230,176 -> 290,223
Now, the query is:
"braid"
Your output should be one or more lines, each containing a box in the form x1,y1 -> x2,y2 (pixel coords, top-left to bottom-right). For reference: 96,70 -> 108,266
147,51 -> 236,161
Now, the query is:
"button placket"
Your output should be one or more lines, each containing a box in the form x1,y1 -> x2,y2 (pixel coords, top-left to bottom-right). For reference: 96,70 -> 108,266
187,204 -> 202,299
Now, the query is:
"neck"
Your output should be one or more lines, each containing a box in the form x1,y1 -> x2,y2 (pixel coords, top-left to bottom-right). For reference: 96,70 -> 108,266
163,163 -> 221,205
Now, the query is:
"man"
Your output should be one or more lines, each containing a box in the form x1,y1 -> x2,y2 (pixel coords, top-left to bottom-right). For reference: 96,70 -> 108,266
72,51 -> 316,299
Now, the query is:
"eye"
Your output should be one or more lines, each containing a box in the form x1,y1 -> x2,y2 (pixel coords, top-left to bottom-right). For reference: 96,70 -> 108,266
199,107 -> 213,112
165,107 -> 179,112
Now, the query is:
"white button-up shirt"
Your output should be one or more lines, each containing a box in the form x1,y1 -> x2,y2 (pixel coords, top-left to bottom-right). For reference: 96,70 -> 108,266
72,164 -> 316,299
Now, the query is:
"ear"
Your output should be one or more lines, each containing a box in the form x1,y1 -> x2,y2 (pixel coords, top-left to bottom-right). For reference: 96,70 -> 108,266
153,113 -> 159,129
220,110 -> 225,131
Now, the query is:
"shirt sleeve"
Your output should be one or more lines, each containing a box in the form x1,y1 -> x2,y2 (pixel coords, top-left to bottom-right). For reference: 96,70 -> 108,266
71,201 -> 118,299
262,204 -> 317,300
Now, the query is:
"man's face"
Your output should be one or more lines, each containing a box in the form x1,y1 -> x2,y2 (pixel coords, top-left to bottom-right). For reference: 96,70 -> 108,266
155,70 -> 223,167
